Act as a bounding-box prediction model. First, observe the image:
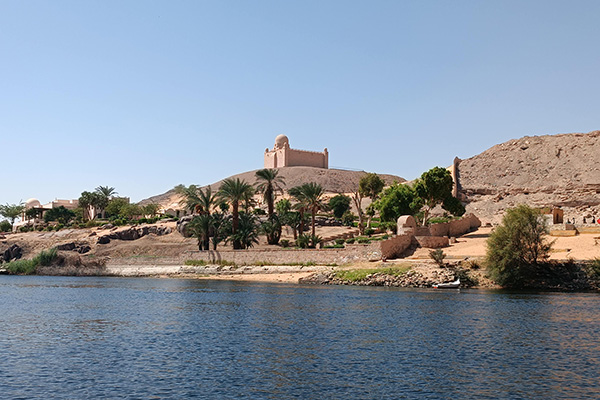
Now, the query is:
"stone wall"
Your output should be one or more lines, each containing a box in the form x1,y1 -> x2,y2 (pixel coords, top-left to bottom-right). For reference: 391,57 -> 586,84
264,146 -> 328,169
415,236 -> 449,248
380,234 -> 412,259
427,214 -> 481,237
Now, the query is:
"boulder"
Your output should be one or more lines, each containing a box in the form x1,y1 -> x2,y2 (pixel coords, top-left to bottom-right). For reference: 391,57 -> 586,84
97,236 -> 111,244
2,244 -> 22,263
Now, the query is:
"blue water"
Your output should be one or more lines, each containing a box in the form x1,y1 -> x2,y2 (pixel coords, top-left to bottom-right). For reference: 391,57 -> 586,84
0,276 -> 599,399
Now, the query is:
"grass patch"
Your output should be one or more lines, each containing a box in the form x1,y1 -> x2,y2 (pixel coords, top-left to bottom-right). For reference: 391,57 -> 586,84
4,248 -> 59,275
334,265 -> 411,282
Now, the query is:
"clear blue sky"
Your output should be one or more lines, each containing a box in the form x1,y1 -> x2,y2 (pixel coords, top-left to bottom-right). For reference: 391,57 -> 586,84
2,0 -> 599,205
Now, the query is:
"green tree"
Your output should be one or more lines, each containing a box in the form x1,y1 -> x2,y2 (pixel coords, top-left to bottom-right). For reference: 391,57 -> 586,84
229,212 -> 259,249
0,202 -> 25,228
0,220 -> 12,232
373,183 -> 422,222
79,191 -> 106,220
188,214 -> 212,251
413,167 -> 455,225
486,204 -> 553,288
95,186 -> 117,218
142,203 -> 161,218
121,203 -> 143,220
218,178 -> 255,249
329,194 -> 351,219
255,168 -> 285,217
276,198 -> 302,240
261,214 -> 282,245
290,183 -> 326,237
175,184 -> 215,215
43,206 -> 76,224
353,173 -> 385,234
105,197 -> 129,218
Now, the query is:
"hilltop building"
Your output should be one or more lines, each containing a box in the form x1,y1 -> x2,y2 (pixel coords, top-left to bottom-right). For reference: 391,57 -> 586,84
264,134 -> 328,169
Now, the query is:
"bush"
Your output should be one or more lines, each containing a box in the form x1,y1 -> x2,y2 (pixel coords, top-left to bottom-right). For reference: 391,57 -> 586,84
357,237 -> 371,244
335,238 -> 345,245
345,238 -> 355,244
296,234 -> 321,249
0,220 -> 11,232
323,244 -> 345,249
486,204 -> 553,288
429,248 -> 446,266
280,239 -> 291,248
5,259 -> 37,274
36,248 -> 58,266
365,227 -> 375,236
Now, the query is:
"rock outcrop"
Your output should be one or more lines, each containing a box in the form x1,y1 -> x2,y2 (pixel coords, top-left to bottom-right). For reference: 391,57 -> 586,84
97,226 -> 172,245
456,130 -> 600,222
1,244 -> 22,263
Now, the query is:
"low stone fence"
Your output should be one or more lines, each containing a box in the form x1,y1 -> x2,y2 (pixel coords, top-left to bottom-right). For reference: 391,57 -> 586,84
106,243 -> 383,267
428,214 -> 481,237
415,236 -> 449,248
380,234 -> 412,259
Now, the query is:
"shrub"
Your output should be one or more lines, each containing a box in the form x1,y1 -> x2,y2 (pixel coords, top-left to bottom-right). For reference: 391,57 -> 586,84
280,239 -> 291,248
324,244 -> 345,249
429,248 -> 446,266
357,238 -> 371,244
296,234 -> 321,249
365,227 -> 375,236
0,220 -> 11,232
36,248 -> 58,266
335,238 -> 345,245
345,238 -> 355,244
486,204 -> 553,288
334,265 -> 411,282
5,259 -> 37,275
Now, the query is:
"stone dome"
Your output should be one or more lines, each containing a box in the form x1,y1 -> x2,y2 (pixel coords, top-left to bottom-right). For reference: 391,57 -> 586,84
25,198 -> 41,209
274,134 -> 289,149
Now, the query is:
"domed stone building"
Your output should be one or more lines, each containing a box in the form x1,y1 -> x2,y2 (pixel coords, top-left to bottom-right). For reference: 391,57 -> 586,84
264,135 -> 328,169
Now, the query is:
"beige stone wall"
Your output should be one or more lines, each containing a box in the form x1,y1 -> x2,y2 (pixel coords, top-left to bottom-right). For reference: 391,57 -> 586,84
415,236 -> 449,248
380,234 -> 412,259
264,146 -> 328,169
427,214 -> 481,238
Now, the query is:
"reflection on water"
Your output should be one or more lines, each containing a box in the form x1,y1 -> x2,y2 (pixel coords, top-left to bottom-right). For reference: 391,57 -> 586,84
0,276 -> 599,399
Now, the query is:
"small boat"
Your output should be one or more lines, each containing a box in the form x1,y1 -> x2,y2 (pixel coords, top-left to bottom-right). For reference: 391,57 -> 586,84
433,278 -> 460,289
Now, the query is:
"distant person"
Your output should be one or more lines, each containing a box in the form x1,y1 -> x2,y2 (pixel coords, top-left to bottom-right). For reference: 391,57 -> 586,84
583,217 -> 587,224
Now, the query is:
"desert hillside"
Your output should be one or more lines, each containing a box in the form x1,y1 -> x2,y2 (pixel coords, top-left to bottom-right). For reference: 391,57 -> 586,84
457,130 -> 600,222
140,167 -> 405,209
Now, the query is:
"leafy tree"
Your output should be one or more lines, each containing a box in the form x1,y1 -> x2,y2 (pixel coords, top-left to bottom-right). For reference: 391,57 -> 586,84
289,183 -> 326,237
218,178 -> 255,249
121,203 -> 143,219
0,202 -> 25,228
373,183 -> 422,222
142,203 -> 161,218
25,207 -> 43,221
255,168 -> 285,217
175,184 -> 216,214
413,166 -> 458,225
486,204 -> 553,288
79,191 -> 106,220
329,194 -> 351,219
353,173 -> 385,234
105,197 -> 129,218
442,196 -> 466,217
43,206 -> 76,224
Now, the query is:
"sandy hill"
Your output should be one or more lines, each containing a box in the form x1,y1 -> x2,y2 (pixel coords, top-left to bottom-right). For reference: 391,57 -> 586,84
457,130 -> 600,222
140,167 -> 405,210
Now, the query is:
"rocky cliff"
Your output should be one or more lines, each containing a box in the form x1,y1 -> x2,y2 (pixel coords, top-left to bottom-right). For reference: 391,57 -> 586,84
457,130 -> 600,222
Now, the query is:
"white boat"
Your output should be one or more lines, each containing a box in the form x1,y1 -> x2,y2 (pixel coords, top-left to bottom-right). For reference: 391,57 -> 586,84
433,278 -> 460,289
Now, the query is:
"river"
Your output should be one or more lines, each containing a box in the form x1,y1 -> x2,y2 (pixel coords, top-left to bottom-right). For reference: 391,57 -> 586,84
1,276 -> 598,399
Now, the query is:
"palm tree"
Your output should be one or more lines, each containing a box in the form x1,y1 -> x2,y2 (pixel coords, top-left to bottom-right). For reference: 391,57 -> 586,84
95,186 -> 117,198
188,214 -> 212,251
218,178 -> 255,249
290,183 -> 326,237
197,186 -> 217,215
255,168 -> 285,217
95,186 -> 117,219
